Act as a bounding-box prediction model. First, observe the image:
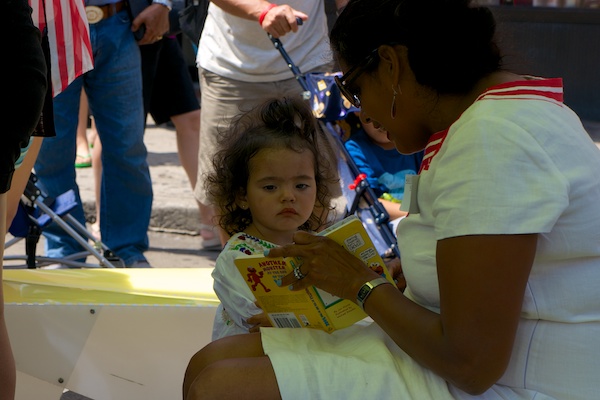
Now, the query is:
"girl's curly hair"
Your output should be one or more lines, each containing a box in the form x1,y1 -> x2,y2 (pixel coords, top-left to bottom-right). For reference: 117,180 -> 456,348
204,97 -> 339,236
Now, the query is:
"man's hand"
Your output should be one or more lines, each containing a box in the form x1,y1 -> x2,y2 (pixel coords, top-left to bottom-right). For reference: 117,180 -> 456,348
259,4 -> 307,38
132,3 -> 170,45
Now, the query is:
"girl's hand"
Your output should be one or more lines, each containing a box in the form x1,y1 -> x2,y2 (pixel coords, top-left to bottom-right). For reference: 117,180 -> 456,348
266,231 -> 380,301
247,302 -> 272,332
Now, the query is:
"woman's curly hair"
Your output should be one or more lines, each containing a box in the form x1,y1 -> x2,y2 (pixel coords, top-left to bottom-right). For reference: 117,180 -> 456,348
204,97 -> 339,236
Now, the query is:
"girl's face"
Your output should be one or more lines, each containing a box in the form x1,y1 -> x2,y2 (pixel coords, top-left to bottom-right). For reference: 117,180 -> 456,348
239,147 -> 317,245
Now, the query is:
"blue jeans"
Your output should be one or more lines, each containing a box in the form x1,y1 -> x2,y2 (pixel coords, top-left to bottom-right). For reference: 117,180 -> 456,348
34,10 -> 152,265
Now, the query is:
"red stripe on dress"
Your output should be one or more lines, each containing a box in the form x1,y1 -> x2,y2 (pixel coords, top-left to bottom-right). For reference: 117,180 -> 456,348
478,78 -> 564,103
419,128 -> 449,173
418,78 -> 563,174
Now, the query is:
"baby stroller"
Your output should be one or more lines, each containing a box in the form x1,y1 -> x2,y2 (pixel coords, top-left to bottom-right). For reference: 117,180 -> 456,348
3,172 -> 124,268
269,33 -> 400,259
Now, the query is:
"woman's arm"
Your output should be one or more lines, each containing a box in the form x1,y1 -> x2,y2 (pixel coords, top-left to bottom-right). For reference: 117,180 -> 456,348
270,232 -> 536,395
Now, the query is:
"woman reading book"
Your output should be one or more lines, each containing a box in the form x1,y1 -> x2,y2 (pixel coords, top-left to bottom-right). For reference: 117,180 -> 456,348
201,97 -> 338,341
183,1 -> 600,399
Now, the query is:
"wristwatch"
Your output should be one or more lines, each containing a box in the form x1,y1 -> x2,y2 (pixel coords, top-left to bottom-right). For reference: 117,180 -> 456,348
152,0 -> 172,10
356,277 -> 391,311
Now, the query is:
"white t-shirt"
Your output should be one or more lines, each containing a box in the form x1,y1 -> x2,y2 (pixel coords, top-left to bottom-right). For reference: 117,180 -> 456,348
398,78 -> 600,399
197,0 -> 331,82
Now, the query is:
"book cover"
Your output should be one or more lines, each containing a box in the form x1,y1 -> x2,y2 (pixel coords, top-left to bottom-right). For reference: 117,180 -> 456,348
234,215 -> 394,333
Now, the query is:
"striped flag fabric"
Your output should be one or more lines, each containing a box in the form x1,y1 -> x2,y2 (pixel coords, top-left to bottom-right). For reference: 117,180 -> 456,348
29,0 -> 94,97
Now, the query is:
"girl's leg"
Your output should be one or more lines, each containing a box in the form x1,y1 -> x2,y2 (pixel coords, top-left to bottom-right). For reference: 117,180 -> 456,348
184,333 -> 281,400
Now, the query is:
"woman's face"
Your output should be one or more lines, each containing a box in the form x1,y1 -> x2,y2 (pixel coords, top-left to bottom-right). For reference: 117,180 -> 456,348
358,112 -> 395,150
340,53 -> 431,155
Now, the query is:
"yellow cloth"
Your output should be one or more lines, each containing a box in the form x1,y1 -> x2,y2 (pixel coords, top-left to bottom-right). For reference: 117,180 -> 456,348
3,268 -> 218,306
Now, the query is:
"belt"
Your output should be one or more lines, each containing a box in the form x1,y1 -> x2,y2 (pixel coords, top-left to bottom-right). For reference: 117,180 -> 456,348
85,1 -> 126,24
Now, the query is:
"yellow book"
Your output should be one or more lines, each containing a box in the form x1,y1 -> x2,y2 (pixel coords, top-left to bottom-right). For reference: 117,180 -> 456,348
234,215 -> 394,333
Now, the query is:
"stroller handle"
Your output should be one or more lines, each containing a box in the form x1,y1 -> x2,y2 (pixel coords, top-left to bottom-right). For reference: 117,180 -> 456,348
267,18 -> 312,99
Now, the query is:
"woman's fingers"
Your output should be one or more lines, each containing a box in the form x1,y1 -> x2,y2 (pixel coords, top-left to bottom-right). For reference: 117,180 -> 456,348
268,232 -> 376,299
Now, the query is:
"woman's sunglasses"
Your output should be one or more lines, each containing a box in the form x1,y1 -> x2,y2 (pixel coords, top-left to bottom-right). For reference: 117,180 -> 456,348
334,48 -> 380,108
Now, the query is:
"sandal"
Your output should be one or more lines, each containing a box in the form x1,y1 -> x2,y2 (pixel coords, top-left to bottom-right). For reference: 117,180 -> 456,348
200,223 -> 222,251
91,221 -> 101,240
75,153 -> 92,168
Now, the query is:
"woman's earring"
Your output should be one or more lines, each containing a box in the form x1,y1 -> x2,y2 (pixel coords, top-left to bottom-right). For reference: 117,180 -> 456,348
391,86 -> 398,119
390,85 -> 402,119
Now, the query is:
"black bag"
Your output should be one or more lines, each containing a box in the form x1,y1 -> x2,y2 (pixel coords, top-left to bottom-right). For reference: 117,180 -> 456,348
178,0 -> 209,45
168,0 -> 185,35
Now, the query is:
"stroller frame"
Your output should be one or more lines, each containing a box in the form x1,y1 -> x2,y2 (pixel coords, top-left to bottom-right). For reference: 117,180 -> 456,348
3,173 -> 123,268
269,33 -> 400,259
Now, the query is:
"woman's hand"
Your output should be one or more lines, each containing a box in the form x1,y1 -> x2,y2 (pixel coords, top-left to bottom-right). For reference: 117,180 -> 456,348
266,231 -> 380,301
247,302 -> 272,332
385,257 -> 406,292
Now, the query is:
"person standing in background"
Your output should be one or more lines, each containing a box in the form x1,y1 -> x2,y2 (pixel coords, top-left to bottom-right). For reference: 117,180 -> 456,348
194,0 -> 347,249
86,34 -> 202,243
33,0 -> 171,268
140,34 -> 202,231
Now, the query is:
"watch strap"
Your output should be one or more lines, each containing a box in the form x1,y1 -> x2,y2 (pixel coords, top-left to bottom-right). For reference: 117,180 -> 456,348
356,277 -> 391,311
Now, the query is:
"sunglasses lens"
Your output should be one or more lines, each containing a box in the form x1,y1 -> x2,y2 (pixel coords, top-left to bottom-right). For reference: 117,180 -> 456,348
335,75 -> 360,108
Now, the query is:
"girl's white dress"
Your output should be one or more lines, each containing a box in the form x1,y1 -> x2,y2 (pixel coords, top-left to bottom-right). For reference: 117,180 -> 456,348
260,78 -> 600,399
211,233 -> 277,341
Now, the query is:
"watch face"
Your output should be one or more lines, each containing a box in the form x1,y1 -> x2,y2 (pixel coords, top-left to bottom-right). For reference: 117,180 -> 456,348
357,285 -> 371,301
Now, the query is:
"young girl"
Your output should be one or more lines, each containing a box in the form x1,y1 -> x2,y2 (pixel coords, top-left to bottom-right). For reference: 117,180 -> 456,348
204,97 -> 338,341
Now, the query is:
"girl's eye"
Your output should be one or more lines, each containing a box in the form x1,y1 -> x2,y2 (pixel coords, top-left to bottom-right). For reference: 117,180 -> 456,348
263,185 -> 277,191
296,183 -> 309,190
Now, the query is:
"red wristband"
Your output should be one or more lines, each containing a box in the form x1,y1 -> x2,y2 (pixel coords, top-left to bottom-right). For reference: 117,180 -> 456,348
259,3 -> 277,26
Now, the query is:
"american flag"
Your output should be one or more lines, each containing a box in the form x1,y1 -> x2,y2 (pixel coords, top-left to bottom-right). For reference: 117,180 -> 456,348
29,0 -> 94,97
